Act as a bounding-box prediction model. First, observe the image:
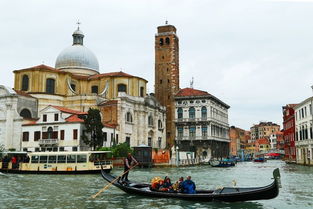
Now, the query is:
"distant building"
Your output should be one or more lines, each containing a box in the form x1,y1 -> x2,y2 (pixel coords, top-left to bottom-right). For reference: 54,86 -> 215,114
255,138 -> 270,154
282,104 -> 297,163
174,88 -> 230,160
22,105 -> 88,152
294,97 -> 313,165
250,122 -> 280,142
99,93 -> 166,149
0,85 -> 38,151
269,131 -> 284,151
229,126 -> 246,157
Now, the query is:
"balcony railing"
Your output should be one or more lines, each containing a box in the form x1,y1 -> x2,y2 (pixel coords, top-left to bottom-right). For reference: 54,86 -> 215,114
39,139 -> 59,146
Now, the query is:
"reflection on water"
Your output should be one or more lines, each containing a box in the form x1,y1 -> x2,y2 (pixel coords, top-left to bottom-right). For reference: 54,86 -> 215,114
0,161 -> 313,209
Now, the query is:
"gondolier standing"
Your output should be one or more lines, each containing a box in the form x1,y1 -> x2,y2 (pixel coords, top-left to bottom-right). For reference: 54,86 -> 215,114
121,152 -> 138,181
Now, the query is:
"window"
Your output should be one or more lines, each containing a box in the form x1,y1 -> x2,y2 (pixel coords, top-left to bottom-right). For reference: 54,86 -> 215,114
54,114 -> 59,121
117,84 -> 127,93
21,75 -> 29,91
189,107 -> 195,119
48,156 -> 57,163
202,126 -> 207,136
59,147 -> 64,152
158,137 -> 162,148
126,137 -> 130,146
60,130 -> 65,140
39,156 -> 48,163
189,126 -> 196,137
46,78 -> 55,94
159,38 -> 164,46
70,84 -> 76,91
22,132 -> 29,141
47,127 -> 53,139
67,155 -> 76,163
177,107 -> 183,119
126,112 -> 133,123
116,134 -> 119,144
91,85 -> 98,94
72,147 -> 78,152
20,109 -> 32,118
160,79 -> 162,84
148,115 -> 154,126
201,107 -> 207,119
34,131 -> 41,141
43,114 -> 47,122
140,87 -> 144,97
148,137 -> 152,147
73,129 -> 78,140
31,156 -> 39,163
165,37 -> 170,45
57,155 -> 66,163
77,155 -> 87,163
158,120 -> 163,129
35,148 -> 40,152
177,127 -> 183,137
103,132 -> 107,142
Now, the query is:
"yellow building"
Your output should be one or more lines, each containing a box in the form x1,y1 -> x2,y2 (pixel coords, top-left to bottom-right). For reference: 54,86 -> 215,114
13,26 -> 147,112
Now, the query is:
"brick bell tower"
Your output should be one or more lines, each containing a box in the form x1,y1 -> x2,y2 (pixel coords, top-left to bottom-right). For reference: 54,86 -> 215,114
154,23 -> 180,147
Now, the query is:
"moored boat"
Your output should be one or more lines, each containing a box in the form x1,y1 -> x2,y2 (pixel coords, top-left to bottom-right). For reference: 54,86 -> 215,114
100,167 -> 281,202
210,159 -> 236,167
0,151 -> 112,174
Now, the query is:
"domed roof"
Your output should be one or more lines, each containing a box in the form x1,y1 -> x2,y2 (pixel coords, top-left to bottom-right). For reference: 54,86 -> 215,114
55,27 -> 99,74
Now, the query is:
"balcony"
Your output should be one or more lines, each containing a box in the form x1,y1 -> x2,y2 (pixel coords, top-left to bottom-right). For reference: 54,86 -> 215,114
39,139 -> 59,146
295,139 -> 313,147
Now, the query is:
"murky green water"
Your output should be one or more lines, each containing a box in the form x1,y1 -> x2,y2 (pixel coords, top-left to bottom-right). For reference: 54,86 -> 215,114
0,160 -> 312,209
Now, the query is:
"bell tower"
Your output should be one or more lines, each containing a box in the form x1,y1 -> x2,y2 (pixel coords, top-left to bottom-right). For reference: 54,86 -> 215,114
155,23 -> 180,147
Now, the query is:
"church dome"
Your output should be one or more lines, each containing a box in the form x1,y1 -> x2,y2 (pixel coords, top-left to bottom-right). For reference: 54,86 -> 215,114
55,27 -> 99,75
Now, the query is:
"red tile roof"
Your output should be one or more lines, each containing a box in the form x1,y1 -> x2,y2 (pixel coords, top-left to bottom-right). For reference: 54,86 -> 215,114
103,123 -> 118,128
89,71 -> 147,82
65,115 -> 85,123
14,64 -> 59,72
176,88 -> 210,97
51,106 -> 87,115
14,89 -> 35,98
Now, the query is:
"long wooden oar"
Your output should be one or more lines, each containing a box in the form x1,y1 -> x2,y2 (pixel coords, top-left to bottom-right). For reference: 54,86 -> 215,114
91,163 -> 138,199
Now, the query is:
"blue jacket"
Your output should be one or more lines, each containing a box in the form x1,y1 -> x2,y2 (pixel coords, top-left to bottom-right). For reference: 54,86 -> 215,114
182,179 -> 196,194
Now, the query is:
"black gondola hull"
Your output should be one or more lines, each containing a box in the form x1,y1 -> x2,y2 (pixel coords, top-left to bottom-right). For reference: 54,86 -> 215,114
100,167 -> 281,202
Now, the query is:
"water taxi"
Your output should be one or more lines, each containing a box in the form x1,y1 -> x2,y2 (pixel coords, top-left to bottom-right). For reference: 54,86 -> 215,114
0,151 -> 113,174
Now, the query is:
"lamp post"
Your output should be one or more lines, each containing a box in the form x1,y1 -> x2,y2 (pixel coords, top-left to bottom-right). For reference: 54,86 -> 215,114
176,145 -> 179,167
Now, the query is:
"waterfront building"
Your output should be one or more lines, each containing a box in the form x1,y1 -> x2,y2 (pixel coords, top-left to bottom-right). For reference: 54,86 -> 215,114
154,23 -> 180,147
229,126 -> 246,157
22,105 -> 88,152
99,93 -> 166,149
255,138 -> 270,154
269,131 -> 284,152
250,122 -> 280,142
282,104 -> 297,163
0,85 -> 38,151
174,88 -> 230,160
13,26 -> 148,112
294,97 -> 313,165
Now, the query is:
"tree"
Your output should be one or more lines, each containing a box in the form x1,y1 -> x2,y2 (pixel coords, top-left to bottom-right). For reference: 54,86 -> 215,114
82,108 -> 104,150
98,143 -> 133,158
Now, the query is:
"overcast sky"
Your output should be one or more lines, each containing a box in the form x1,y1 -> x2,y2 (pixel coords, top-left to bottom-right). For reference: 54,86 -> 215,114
1,0 -> 313,130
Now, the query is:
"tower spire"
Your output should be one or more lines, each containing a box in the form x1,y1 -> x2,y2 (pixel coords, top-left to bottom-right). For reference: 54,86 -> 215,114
72,21 -> 84,45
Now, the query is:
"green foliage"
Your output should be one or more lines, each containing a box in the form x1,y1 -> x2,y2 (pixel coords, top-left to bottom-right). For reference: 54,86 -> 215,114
81,108 -> 104,150
98,143 -> 133,158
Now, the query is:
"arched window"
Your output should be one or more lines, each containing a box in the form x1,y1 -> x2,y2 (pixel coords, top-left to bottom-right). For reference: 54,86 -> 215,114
70,83 -> 76,91
201,107 -> 207,119
202,126 -> 207,136
158,120 -> 163,129
165,37 -> 170,45
91,85 -> 98,94
21,75 -> 29,91
159,38 -> 164,46
189,107 -> 195,119
177,127 -> 183,137
20,109 -> 32,118
118,84 -> 127,93
47,127 -> 53,139
177,107 -> 183,119
189,126 -> 196,137
46,78 -> 55,94
126,112 -> 133,123
140,87 -> 144,97
148,115 -> 153,126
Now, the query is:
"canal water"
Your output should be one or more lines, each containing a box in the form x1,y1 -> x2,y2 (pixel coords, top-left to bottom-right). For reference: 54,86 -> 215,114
0,160 -> 312,209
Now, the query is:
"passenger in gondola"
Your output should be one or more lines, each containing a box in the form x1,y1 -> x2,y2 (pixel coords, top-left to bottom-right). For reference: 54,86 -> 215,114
162,176 -> 174,192
173,177 -> 184,192
182,176 -> 196,194
11,156 -> 17,169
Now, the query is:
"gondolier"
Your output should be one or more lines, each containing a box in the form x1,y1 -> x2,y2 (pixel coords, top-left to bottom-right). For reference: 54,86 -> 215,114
121,153 -> 138,182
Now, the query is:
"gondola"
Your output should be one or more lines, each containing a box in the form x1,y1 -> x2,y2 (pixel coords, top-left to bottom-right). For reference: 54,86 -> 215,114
100,167 -> 281,202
